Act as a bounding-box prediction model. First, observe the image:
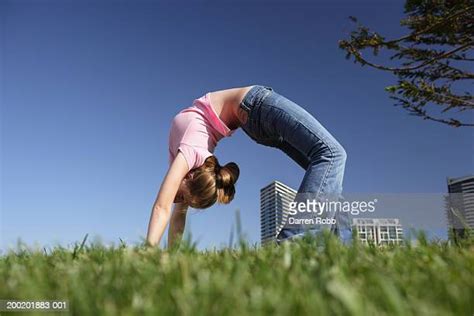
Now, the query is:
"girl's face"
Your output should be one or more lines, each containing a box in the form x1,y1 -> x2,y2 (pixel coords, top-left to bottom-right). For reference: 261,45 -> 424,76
174,181 -> 187,203
174,189 -> 184,203
173,172 -> 193,204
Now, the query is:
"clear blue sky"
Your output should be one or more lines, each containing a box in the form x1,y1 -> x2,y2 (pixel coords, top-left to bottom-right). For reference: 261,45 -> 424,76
1,0 -> 473,251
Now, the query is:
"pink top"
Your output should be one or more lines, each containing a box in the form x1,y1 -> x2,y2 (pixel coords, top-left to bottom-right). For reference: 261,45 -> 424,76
168,92 -> 236,171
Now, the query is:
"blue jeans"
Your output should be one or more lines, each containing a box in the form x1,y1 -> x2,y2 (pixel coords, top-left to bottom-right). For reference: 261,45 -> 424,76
239,85 -> 351,244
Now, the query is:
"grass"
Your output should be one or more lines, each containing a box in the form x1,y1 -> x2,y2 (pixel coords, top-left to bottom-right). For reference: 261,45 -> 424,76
1,231 -> 474,316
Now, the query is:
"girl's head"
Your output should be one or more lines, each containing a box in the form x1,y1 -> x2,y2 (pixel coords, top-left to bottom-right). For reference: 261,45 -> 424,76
179,155 -> 240,209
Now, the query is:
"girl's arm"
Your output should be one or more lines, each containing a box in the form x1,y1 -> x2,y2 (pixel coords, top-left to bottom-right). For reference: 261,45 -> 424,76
146,152 -> 189,247
168,202 -> 188,248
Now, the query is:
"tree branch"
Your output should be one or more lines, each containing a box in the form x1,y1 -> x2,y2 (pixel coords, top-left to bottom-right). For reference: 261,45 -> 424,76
345,41 -> 473,72
392,97 -> 474,127
382,5 -> 474,45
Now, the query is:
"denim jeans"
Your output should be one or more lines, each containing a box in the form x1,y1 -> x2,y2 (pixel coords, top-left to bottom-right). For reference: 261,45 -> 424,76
239,85 -> 352,244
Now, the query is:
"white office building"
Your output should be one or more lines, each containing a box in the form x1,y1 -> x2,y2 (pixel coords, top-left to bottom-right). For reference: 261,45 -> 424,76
352,218 -> 404,245
446,175 -> 474,241
260,181 -> 297,244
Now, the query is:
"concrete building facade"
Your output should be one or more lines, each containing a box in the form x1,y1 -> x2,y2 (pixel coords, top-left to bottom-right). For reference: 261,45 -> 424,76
260,181 -> 297,244
352,218 -> 404,245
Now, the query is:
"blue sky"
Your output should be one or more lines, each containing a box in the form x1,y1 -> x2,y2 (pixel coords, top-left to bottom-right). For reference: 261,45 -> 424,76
1,0 -> 473,251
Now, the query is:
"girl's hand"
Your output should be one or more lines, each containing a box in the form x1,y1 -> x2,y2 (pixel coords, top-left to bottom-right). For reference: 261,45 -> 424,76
168,202 -> 189,248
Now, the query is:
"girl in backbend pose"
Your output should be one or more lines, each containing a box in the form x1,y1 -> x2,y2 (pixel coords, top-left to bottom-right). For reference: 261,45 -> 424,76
146,85 -> 349,247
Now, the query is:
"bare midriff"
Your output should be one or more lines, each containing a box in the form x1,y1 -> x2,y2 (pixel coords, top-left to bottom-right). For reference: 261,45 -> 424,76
209,85 -> 255,129
235,85 -> 255,126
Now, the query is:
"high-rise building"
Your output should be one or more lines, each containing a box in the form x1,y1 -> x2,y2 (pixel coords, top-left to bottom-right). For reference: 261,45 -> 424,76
446,175 -> 474,241
352,218 -> 404,245
260,180 -> 297,244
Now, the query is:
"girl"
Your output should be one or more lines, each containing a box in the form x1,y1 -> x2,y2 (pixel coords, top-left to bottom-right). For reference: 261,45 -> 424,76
146,85 -> 349,247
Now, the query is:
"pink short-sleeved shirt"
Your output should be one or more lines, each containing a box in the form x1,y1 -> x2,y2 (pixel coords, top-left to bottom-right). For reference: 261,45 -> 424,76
168,92 -> 236,171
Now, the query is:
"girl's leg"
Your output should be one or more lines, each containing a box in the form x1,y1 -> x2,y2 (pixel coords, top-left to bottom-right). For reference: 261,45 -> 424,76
250,88 -> 349,242
255,88 -> 347,195
277,135 -> 349,242
239,85 -> 351,243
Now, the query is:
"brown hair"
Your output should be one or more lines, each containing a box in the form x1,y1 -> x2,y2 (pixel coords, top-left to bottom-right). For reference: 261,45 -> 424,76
183,155 -> 239,209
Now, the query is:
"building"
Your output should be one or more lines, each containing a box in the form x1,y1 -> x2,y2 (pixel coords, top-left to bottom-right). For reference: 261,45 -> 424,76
260,181 -> 297,244
446,175 -> 474,242
352,218 -> 404,245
